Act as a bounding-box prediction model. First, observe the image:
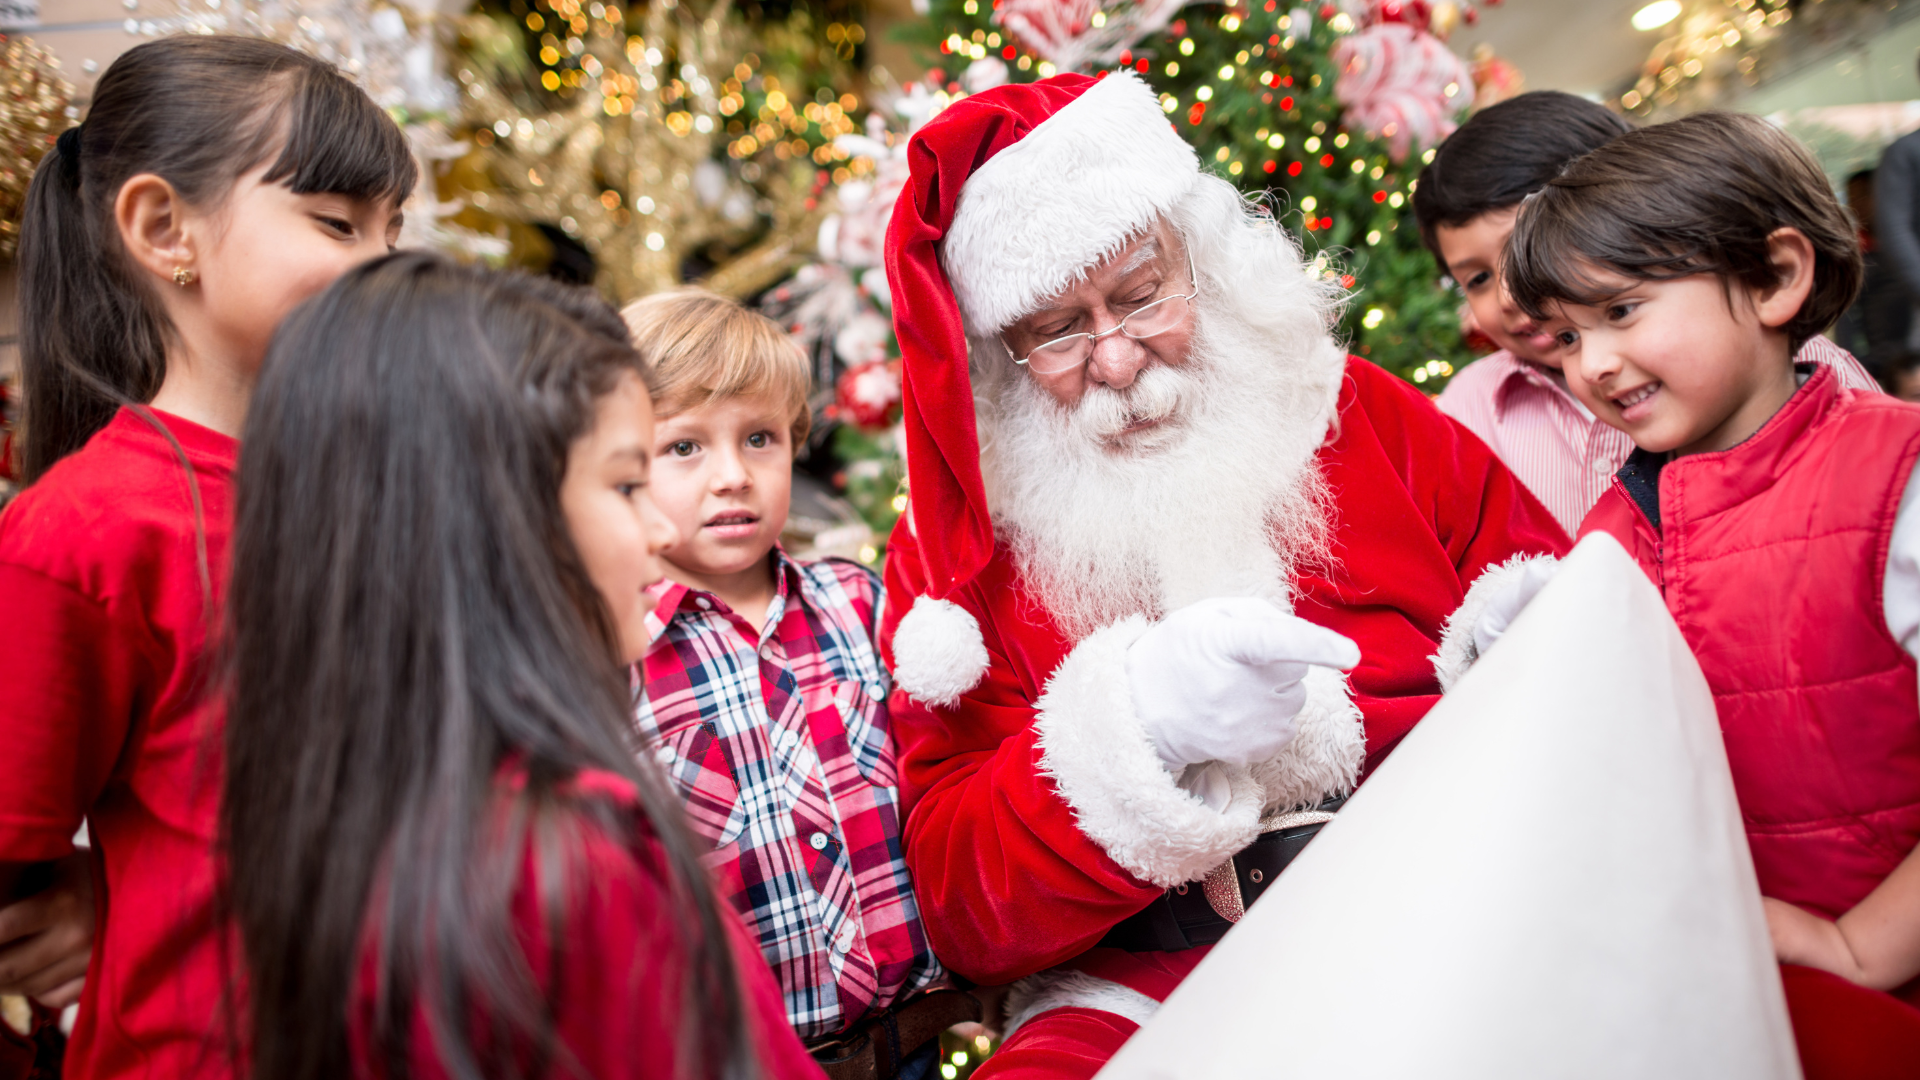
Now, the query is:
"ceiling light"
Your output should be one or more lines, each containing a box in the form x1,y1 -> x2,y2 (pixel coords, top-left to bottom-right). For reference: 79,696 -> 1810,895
1632,0 -> 1681,31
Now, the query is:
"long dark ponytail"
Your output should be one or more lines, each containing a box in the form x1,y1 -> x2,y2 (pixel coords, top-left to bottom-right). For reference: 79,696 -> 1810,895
223,253 -> 760,1080
15,34 -> 415,485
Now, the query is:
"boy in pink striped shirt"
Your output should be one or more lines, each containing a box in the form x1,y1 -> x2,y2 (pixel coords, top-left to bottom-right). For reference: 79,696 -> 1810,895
1415,92 -> 1877,534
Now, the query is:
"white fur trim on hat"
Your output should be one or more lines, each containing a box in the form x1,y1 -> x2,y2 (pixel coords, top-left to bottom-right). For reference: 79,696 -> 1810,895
1248,664 -> 1366,814
1003,968 -> 1160,1039
891,596 -> 992,708
1430,553 -> 1559,693
1032,616 -> 1265,889
941,70 -> 1201,334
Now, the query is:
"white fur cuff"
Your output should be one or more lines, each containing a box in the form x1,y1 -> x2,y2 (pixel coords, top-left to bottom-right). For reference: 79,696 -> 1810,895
1033,617 -> 1264,889
1003,969 -> 1161,1039
892,596 -> 991,708
1248,664 -> 1365,813
1430,554 -> 1558,693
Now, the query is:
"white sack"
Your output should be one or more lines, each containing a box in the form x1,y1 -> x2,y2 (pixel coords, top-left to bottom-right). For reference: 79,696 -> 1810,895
1096,533 -> 1799,1080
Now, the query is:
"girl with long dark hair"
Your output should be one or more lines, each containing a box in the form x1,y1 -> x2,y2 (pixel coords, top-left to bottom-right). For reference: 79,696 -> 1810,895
223,253 -> 823,1080
0,35 -> 414,1078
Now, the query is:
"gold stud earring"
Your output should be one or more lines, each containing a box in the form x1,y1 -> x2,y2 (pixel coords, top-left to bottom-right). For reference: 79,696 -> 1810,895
172,267 -> 197,287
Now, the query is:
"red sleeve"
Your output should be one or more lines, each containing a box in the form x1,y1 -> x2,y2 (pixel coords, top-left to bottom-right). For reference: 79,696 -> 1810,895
1343,359 -> 1569,583
538,824 -> 821,1080
1296,360 -> 1570,770
0,563 -> 153,862
353,805 -> 822,1080
882,523 -> 1161,986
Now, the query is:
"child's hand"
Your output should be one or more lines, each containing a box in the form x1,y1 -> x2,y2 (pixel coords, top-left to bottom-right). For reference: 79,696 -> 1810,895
0,853 -> 93,1009
1764,896 -> 1867,984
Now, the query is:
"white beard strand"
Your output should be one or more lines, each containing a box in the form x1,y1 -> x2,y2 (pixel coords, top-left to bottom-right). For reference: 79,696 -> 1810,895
976,302 -> 1347,642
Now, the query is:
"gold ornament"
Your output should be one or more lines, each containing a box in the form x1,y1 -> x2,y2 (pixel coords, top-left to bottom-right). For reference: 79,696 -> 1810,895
0,35 -> 75,262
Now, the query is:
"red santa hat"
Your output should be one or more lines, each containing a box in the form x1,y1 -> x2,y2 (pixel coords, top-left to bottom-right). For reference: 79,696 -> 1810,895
884,70 -> 1202,600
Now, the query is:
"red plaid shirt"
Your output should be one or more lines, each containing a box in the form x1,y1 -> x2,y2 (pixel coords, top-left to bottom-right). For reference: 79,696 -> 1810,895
633,551 -> 942,1041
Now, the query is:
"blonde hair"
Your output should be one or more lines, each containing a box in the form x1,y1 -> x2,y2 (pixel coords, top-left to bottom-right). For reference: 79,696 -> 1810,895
621,288 -> 813,446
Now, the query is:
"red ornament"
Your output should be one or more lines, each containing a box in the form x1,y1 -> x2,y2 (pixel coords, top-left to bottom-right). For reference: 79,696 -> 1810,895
1137,58 -> 1150,72
1120,49 -> 1132,64
1320,153 -> 1335,167
1287,160 -> 1303,176
1188,101 -> 1206,125
1281,95 -> 1295,110
1373,190 -> 1387,202
1320,216 -> 1333,228
1004,44 -> 1018,58
1340,274 -> 1356,288
834,360 -> 903,432
1264,160 -> 1277,173
1376,0 -> 1433,26
1282,75 -> 1293,86
1318,4 -> 1335,18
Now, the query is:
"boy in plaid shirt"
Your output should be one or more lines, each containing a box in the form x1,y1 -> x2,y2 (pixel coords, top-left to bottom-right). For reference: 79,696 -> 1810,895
623,291 -> 956,1080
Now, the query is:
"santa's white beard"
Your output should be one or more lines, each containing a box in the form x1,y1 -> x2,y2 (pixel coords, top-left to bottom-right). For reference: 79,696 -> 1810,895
977,304 -> 1345,641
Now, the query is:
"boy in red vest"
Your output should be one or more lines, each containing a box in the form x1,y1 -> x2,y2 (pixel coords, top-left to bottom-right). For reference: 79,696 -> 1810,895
1501,110 -> 1920,1078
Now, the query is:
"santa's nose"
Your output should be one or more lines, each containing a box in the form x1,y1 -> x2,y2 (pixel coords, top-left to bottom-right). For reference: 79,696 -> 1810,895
1087,330 -> 1152,390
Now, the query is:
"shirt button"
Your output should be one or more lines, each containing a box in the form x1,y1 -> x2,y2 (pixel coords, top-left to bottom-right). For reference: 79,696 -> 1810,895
1592,459 -> 1611,474
655,744 -> 676,764
809,831 -> 829,851
696,597 -> 713,611
833,921 -> 858,953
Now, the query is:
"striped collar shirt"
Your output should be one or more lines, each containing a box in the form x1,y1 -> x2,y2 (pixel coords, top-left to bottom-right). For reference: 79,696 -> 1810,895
632,550 -> 942,1041
1435,336 -> 1878,535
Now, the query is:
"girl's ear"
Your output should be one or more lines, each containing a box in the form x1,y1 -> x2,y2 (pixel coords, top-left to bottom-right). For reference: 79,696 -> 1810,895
115,173 -> 197,286
1755,227 -> 1817,333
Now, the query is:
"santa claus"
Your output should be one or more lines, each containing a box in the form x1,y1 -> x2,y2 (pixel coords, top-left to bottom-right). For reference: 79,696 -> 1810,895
876,71 -> 1566,1077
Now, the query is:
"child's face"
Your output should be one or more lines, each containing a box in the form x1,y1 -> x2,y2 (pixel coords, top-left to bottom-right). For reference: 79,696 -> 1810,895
1434,207 -> 1567,368
559,371 -> 680,664
650,393 -> 795,589
1538,262 -> 1806,458
149,161 -> 405,372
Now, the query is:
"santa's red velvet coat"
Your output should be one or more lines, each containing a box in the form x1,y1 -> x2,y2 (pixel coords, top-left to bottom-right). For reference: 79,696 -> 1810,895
878,356 -> 1569,999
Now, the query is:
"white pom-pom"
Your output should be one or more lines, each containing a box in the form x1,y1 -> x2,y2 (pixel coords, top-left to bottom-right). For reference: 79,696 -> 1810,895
891,597 -> 991,708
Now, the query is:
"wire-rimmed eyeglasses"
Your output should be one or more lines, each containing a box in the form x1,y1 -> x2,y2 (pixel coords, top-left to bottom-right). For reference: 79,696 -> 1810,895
1010,254 -> 1199,376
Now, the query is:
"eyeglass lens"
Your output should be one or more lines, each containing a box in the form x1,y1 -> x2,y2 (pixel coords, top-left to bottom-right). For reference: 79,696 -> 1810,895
1025,294 -> 1191,375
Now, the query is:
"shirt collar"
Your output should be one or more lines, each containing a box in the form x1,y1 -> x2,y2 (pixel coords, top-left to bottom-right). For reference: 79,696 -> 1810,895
641,545 -> 808,647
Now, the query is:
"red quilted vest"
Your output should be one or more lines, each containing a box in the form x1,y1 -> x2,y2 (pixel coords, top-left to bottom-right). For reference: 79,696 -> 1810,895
1580,365 -> 1920,918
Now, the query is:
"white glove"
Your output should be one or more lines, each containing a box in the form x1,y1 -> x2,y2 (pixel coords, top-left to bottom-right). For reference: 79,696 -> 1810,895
1126,597 -> 1361,772
1470,558 -> 1559,659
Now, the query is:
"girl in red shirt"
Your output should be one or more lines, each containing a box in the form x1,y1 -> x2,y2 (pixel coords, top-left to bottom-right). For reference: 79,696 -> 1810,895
223,253 -> 822,1080
0,35 -> 414,1079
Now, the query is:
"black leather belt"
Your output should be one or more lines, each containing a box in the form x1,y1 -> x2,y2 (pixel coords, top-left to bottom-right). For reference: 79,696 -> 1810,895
808,988 -> 981,1080
1097,794 -> 1345,952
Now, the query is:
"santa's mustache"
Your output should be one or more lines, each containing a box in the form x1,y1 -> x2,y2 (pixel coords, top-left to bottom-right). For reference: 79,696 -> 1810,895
1065,363 -> 1194,447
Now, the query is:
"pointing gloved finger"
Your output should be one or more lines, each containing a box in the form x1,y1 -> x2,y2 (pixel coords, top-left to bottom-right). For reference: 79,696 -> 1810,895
1218,616 -> 1361,671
